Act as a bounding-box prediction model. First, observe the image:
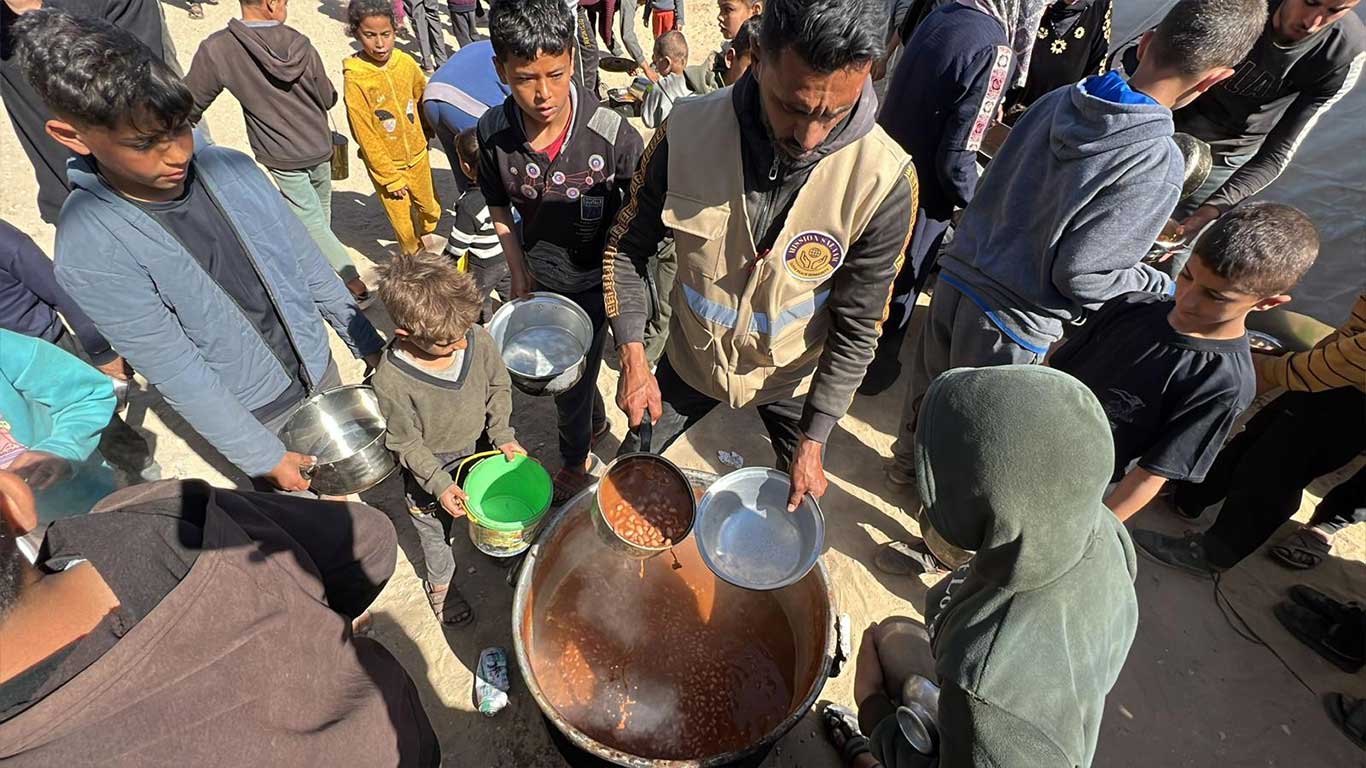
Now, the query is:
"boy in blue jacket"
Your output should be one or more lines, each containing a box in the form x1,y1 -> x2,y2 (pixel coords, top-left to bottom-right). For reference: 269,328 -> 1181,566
12,10 -> 384,493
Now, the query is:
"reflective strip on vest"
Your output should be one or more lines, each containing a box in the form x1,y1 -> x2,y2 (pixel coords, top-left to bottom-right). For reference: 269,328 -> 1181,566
683,284 -> 831,336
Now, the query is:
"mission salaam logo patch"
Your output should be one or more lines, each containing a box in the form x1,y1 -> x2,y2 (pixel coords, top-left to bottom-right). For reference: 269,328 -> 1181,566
782,231 -> 845,281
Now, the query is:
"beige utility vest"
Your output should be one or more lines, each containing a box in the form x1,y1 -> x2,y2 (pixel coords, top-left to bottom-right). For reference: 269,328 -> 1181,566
661,90 -> 912,408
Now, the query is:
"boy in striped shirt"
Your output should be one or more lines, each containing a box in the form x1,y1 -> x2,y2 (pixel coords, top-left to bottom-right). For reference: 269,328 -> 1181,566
446,127 -> 509,321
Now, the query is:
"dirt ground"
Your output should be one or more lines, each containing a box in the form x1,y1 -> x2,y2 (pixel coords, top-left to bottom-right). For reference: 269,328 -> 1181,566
1,2 -> 1362,765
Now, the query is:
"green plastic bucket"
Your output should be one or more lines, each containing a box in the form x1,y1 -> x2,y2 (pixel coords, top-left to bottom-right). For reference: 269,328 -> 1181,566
458,452 -> 553,557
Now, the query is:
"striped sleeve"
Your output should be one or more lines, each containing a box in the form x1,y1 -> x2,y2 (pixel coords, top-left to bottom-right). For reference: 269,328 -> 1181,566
1257,293 -> 1366,393
448,202 -> 503,260
1206,52 -> 1365,210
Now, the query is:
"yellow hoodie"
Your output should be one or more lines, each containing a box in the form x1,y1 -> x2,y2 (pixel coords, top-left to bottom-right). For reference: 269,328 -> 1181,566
343,50 -> 429,193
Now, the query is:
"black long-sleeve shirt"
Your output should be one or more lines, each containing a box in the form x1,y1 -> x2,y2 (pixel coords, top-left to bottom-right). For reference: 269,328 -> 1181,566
605,75 -> 915,442
0,220 -> 115,363
1173,2 -> 1365,210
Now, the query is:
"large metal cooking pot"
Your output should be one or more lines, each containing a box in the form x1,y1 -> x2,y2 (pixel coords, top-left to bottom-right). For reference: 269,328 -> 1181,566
278,385 -> 397,496
488,292 -> 594,396
514,469 -> 847,767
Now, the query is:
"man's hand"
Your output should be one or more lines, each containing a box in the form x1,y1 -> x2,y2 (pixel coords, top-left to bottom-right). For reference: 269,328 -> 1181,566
1179,204 -> 1222,245
787,436 -> 828,512
499,441 -> 528,462
9,450 -> 72,491
265,451 -> 315,492
96,356 -> 133,381
439,483 -> 469,518
615,342 -> 662,428
385,186 -> 409,200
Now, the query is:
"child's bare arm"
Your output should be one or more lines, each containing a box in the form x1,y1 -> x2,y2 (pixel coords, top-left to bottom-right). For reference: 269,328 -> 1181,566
1105,467 -> 1167,523
489,205 -> 533,298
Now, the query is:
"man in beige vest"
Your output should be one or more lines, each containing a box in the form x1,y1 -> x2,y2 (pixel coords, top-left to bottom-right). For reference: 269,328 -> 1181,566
605,0 -> 917,509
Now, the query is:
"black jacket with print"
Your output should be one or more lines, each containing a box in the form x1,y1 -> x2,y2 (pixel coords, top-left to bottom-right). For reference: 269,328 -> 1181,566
476,83 -> 644,292
603,73 -> 916,443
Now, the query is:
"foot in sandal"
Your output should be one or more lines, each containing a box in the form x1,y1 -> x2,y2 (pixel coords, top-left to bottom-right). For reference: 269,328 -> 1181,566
1325,693 -> 1366,751
552,455 -> 600,505
425,581 -> 474,627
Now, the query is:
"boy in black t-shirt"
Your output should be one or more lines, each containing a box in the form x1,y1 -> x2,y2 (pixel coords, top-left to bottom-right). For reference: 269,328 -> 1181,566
1050,202 -> 1320,522
478,0 -> 644,501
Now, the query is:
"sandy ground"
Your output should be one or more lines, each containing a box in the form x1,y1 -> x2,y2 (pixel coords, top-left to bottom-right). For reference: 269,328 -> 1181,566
2,2 -> 1363,765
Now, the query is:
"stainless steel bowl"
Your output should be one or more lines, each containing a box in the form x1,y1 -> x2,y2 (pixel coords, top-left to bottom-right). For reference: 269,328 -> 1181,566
1248,330 -> 1285,352
694,467 -> 825,591
897,675 -> 942,755
1174,132 -> 1213,202
278,385 -> 397,496
488,292 -> 594,396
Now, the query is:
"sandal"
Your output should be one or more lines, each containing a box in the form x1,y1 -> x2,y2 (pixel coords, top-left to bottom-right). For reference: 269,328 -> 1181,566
552,466 -> 595,505
1273,602 -> 1364,673
1324,693 -> 1366,750
188,2 -> 204,19
1269,528 -> 1331,570
425,581 -> 474,627
820,702 -> 872,763
875,539 -> 947,577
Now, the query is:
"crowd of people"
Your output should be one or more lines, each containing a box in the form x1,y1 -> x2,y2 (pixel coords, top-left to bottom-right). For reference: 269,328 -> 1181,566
0,0 -> 1362,764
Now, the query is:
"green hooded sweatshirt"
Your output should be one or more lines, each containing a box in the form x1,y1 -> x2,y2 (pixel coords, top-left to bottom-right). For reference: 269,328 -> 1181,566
918,366 -> 1138,767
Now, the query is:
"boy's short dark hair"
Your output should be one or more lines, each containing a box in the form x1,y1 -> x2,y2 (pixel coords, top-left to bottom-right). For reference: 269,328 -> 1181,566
1192,202 -> 1319,297
654,30 -> 688,63
1147,0 -> 1267,75
758,0 -> 884,73
13,9 -> 192,135
455,127 -> 480,167
381,251 -> 483,342
488,0 -> 575,63
347,0 -> 397,37
731,16 -> 761,56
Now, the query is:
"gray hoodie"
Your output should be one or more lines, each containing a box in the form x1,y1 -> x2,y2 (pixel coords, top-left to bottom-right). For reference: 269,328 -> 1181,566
185,20 -> 337,170
940,78 -> 1179,353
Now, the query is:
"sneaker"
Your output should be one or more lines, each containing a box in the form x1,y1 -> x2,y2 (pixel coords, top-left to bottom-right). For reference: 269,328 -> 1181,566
1131,530 -> 1222,578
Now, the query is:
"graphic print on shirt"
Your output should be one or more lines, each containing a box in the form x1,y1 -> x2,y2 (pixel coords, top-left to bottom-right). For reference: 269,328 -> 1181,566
1101,388 -> 1145,428
0,418 -> 27,468
506,158 -> 608,205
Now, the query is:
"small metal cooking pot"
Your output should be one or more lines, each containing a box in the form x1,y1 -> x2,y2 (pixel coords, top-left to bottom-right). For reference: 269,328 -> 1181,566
590,413 -> 697,559
488,293 -> 594,396
1173,132 -> 1213,202
278,385 -> 397,496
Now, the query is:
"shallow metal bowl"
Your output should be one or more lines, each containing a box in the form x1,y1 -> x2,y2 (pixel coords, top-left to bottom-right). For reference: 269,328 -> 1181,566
487,292 -> 593,396
278,385 -> 397,496
694,467 -> 825,591
1174,132 -> 1213,201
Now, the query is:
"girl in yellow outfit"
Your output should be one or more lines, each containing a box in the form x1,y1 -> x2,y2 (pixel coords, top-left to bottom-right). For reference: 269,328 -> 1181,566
344,0 -> 440,255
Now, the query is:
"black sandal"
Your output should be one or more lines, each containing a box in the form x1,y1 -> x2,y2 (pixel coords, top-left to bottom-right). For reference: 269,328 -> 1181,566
1274,602 -> 1364,673
821,702 -> 872,764
1324,693 -> 1366,750
426,582 -> 474,627
1269,528 -> 1331,570
1288,585 -> 1360,624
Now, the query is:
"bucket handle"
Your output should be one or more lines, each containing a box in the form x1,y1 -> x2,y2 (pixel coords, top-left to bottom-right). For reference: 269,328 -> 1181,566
453,450 -> 504,487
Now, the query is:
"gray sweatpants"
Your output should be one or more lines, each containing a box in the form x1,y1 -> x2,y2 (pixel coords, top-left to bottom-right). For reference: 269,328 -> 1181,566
890,280 -> 1045,476
269,163 -> 360,283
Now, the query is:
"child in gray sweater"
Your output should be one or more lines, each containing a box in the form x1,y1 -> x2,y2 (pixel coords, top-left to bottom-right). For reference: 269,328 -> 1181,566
372,251 -> 525,627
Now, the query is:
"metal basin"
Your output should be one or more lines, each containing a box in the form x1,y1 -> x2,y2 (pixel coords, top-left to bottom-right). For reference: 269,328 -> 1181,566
514,469 -> 845,766
694,468 -> 825,591
488,292 -> 593,396
1173,132 -> 1213,202
278,385 -> 397,496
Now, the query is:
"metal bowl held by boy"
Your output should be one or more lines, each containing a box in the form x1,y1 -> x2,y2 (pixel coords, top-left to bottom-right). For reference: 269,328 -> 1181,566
278,384 -> 397,496
694,468 -> 826,592
488,292 -> 593,396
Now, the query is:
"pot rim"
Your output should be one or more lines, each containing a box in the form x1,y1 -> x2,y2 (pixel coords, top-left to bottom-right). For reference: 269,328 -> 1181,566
490,292 -> 593,381
512,468 -> 838,767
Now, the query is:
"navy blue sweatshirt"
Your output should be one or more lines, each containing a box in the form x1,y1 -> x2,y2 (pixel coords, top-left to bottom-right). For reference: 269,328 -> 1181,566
0,220 -> 115,364
879,3 -> 1014,219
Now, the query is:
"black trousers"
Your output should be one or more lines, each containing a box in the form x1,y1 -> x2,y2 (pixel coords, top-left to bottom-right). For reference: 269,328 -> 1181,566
615,355 -> 806,471
1177,388 -> 1366,568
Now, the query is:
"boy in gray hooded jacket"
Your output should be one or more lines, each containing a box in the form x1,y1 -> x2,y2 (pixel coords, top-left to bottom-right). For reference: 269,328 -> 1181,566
886,0 -> 1269,501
